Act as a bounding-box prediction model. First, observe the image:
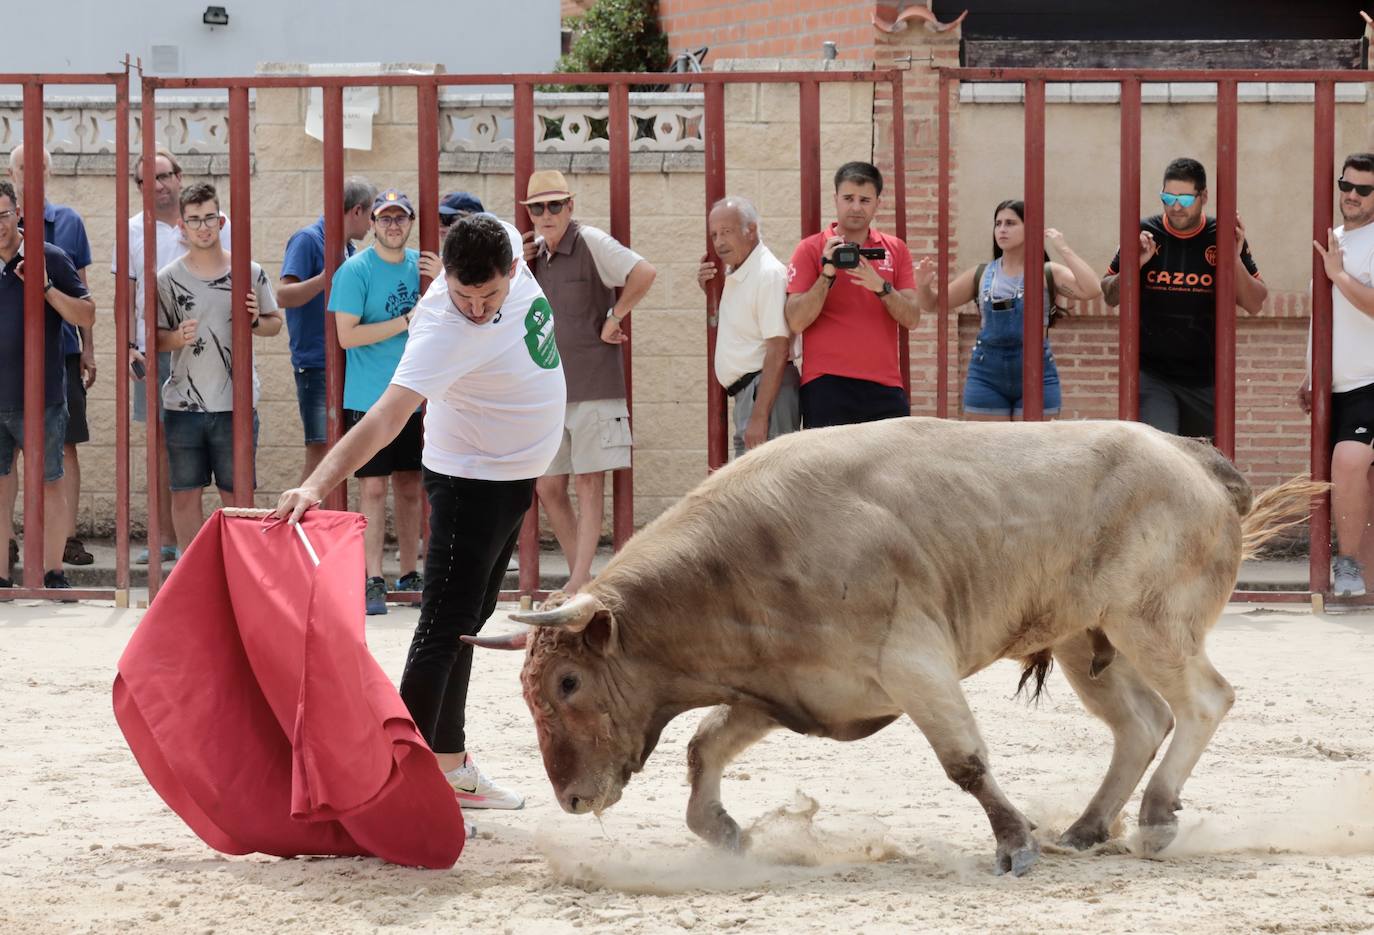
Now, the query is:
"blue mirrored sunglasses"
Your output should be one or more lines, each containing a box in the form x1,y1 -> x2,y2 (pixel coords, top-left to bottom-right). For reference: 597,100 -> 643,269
1160,192 -> 1198,208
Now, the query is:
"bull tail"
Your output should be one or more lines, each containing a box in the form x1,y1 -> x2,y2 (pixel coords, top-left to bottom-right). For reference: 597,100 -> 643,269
1014,649 -> 1054,705
1239,475 -> 1331,560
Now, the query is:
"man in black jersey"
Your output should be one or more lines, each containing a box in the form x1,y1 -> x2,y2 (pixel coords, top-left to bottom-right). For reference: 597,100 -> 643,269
1102,157 -> 1267,437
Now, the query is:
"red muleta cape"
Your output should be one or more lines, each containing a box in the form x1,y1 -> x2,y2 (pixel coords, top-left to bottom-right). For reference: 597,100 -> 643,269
113,509 -> 464,868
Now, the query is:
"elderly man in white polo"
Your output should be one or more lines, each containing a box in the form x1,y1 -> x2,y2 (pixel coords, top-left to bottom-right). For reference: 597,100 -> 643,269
697,195 -> 799,455
520,169 -> 657,593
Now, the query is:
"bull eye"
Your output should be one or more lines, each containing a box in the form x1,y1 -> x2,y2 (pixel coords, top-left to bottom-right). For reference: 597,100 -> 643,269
559,674 -> 579,698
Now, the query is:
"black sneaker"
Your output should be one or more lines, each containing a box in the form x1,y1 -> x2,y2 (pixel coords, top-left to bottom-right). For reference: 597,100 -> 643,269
396,570 -> 423,592
0,576 -> 11,588
44,570 -> 76,602
365,576 -> 388,615
63,537 -> 94,566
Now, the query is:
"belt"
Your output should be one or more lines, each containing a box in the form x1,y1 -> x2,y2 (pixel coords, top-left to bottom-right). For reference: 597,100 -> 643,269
724,370 -> 761,397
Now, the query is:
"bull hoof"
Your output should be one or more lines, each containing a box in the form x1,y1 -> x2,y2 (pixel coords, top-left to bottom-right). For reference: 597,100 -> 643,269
1136,820 -> 1178,856
687,803 -> 745,852
1058,819 -> 1110,851
996,841 -> 1040,877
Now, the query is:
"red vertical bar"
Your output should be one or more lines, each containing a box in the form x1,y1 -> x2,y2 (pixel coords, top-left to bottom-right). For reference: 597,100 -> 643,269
321,86 -> 347,513
514,81 -> 540,596
936,73 -> 950,418
1310,80 -> 1336,596
608,81 -> 633,550
1213,79 -> 1238,459
704,82 -> 728,470
1021,79 -> 1045,421
20,83 -> 45,588
141,80 -> 163,597
891,75 -> 910,396
228,87 -> 253,508
114,72 -> 131,590
799,80 -> 821,237
1118,79 -> 1142,421
416,84 -> 440,285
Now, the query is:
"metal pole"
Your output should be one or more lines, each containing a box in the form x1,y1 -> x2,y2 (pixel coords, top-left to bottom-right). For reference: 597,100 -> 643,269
321,86 -> 346,512
114,70 -> 131,591
704,82 -> 728,471
609,81 -> 634,550
228,87 -> 254,508
1021,79 -> 1046,421
20,83 -> 45,589
936,73 -> 951,418
892,75 -> 910,397
416,84 -> 440,286
799,80 -> 821,239
140,80 -> 163,597
1310,80 -> 1336,597
1213,79 -> 1238,459
514,80 -> 540,597
1118,79 -> 1142,421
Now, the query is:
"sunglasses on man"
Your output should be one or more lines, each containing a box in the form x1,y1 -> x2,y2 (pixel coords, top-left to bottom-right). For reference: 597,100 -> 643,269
526,199 -> 569,217
1159,192 -> 1199,208
1338,178 -> 1374,197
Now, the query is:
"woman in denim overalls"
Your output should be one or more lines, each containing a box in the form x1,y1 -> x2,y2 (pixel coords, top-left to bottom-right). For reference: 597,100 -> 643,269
915,200 -> 1103,419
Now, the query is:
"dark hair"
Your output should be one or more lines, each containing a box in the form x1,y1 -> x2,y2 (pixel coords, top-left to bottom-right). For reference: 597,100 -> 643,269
833,161 -> 883,196
1162,157 -> 1206,193
442,214 -> 514,286
1342,152 -> 1374,176
0,180 -> 14,210
990,199 -> 1049,262
179,181 -> 219,215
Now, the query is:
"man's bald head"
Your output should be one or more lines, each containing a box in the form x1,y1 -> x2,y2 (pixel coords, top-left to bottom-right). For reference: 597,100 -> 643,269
7,143 -> 51,177
708,195 -> 761,269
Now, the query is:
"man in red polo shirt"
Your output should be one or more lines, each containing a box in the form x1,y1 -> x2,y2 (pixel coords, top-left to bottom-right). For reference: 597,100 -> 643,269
785,161 -> 920,428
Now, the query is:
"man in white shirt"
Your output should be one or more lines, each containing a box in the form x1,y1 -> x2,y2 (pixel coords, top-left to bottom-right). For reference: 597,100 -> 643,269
696,196 -> 799,455
114,149 -> 232,564
1304,152 -> 1374,597
274,214 -> 565,811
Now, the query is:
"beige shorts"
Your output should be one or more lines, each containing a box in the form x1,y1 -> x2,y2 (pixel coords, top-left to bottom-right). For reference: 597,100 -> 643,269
544,398 -> 633,476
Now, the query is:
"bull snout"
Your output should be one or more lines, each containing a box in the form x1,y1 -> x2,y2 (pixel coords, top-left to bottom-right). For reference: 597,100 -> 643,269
558,783 -> 624,815
563,793 -> 594,815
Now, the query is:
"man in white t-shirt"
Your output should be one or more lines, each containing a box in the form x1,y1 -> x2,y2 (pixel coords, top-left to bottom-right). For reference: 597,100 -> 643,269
1304,152 -> 1374,597
113,148 -> 232,564
695,195 -> 799,456
275,214 -> 565,811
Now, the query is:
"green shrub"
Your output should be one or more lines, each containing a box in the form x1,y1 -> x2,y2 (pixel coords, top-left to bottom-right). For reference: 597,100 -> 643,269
550,0 -> 670,91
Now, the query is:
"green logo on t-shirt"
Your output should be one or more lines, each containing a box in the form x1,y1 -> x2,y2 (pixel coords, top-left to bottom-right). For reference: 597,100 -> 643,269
524,296 -> 560,370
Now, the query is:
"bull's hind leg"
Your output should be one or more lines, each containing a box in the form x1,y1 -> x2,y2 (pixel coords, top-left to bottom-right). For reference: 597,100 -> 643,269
686,704 -> 777,850
886,663 -> 1039,876
1052,629 -> 1174,850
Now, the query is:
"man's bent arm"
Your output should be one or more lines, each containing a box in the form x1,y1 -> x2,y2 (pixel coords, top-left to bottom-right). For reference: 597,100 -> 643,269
881,288 -> 922,330
1101,273 -> 1122,307
784,276 -> 830,333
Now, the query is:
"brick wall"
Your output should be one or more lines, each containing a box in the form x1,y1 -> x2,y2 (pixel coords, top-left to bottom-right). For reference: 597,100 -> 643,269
659,0 -> 875,63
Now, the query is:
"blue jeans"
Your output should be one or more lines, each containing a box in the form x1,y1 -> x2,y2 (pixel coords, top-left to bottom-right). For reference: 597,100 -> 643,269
963,341 -> 1062,417
293,367 -> 327,445
164,410 -> 259,492
0,402 -> 68,482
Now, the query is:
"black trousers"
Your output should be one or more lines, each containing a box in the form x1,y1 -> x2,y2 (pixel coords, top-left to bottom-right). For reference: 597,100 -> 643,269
800,373 -> 910,429
397,469 -> 534,754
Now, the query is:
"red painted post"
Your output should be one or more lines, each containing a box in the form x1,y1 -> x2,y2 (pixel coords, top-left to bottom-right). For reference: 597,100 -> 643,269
416,84 -> 440,286
1213,80 -> 1238,460
799,79 -> 821,239
1118,79 -> 1142,421
1310,80 -> 1336,596
321,86 -> 347,513
513,81 -> 540,596
609,81 -> 634,550
1021,79 -> 1046,421
891,75 -> 910,396
20,83 -> 46,589
228,87 -> 254,508
114,71 -> 131,591
704,82 -> 728,471
140,80 -> 163,597
936,73 -> 950,418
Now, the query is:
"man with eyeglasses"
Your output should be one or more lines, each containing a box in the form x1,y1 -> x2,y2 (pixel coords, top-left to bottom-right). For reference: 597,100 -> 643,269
0,180 -> 95,592
277,177 -> 377,483
1302,152 -> 1374,598
156,182 -> 281,553
520,169 -> 656,594
274,213 -> 564,811
1102,157 -> 1267,437
328,189 -> 425,615
117,148 -> 233,565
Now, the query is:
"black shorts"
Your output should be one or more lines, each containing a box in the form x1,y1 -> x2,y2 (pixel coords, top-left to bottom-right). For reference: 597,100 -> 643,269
800,374 -> 909,429
345,408 -> 424,478
64,353 -> 90,445
1331,381 -> 1374,446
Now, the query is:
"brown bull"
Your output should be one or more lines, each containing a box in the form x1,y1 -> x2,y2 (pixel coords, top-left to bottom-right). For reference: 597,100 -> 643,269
469,418 -> 1319,875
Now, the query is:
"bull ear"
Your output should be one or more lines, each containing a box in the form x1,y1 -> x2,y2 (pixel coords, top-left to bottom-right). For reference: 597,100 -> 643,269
510,592 -> 605,633
582,609 -> 619,656
462,631 -> 528,651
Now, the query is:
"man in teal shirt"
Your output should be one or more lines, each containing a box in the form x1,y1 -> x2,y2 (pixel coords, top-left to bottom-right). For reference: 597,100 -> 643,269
328,189 -> 423,614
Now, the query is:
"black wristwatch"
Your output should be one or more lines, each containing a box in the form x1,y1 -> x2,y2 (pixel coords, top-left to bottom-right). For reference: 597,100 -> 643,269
878,281 -> 893,297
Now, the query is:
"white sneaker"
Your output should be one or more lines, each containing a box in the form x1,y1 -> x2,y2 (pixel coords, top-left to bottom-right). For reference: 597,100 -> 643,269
1333,554 -> 1366,598
445,753 -> 525,810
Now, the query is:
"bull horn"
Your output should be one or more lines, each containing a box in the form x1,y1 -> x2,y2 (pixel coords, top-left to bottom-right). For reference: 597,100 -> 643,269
510,591 -> 605,633
461,631 -> 529,651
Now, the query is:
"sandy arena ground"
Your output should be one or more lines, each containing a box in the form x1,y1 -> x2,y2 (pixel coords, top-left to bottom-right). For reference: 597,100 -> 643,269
1,599 -> 1372,934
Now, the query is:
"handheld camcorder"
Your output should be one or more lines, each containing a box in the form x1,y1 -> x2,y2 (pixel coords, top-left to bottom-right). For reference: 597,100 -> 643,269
831,243 -> 887,269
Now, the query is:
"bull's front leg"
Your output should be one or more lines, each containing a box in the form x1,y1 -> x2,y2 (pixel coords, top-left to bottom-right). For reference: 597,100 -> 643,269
685,704 -> 777,850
